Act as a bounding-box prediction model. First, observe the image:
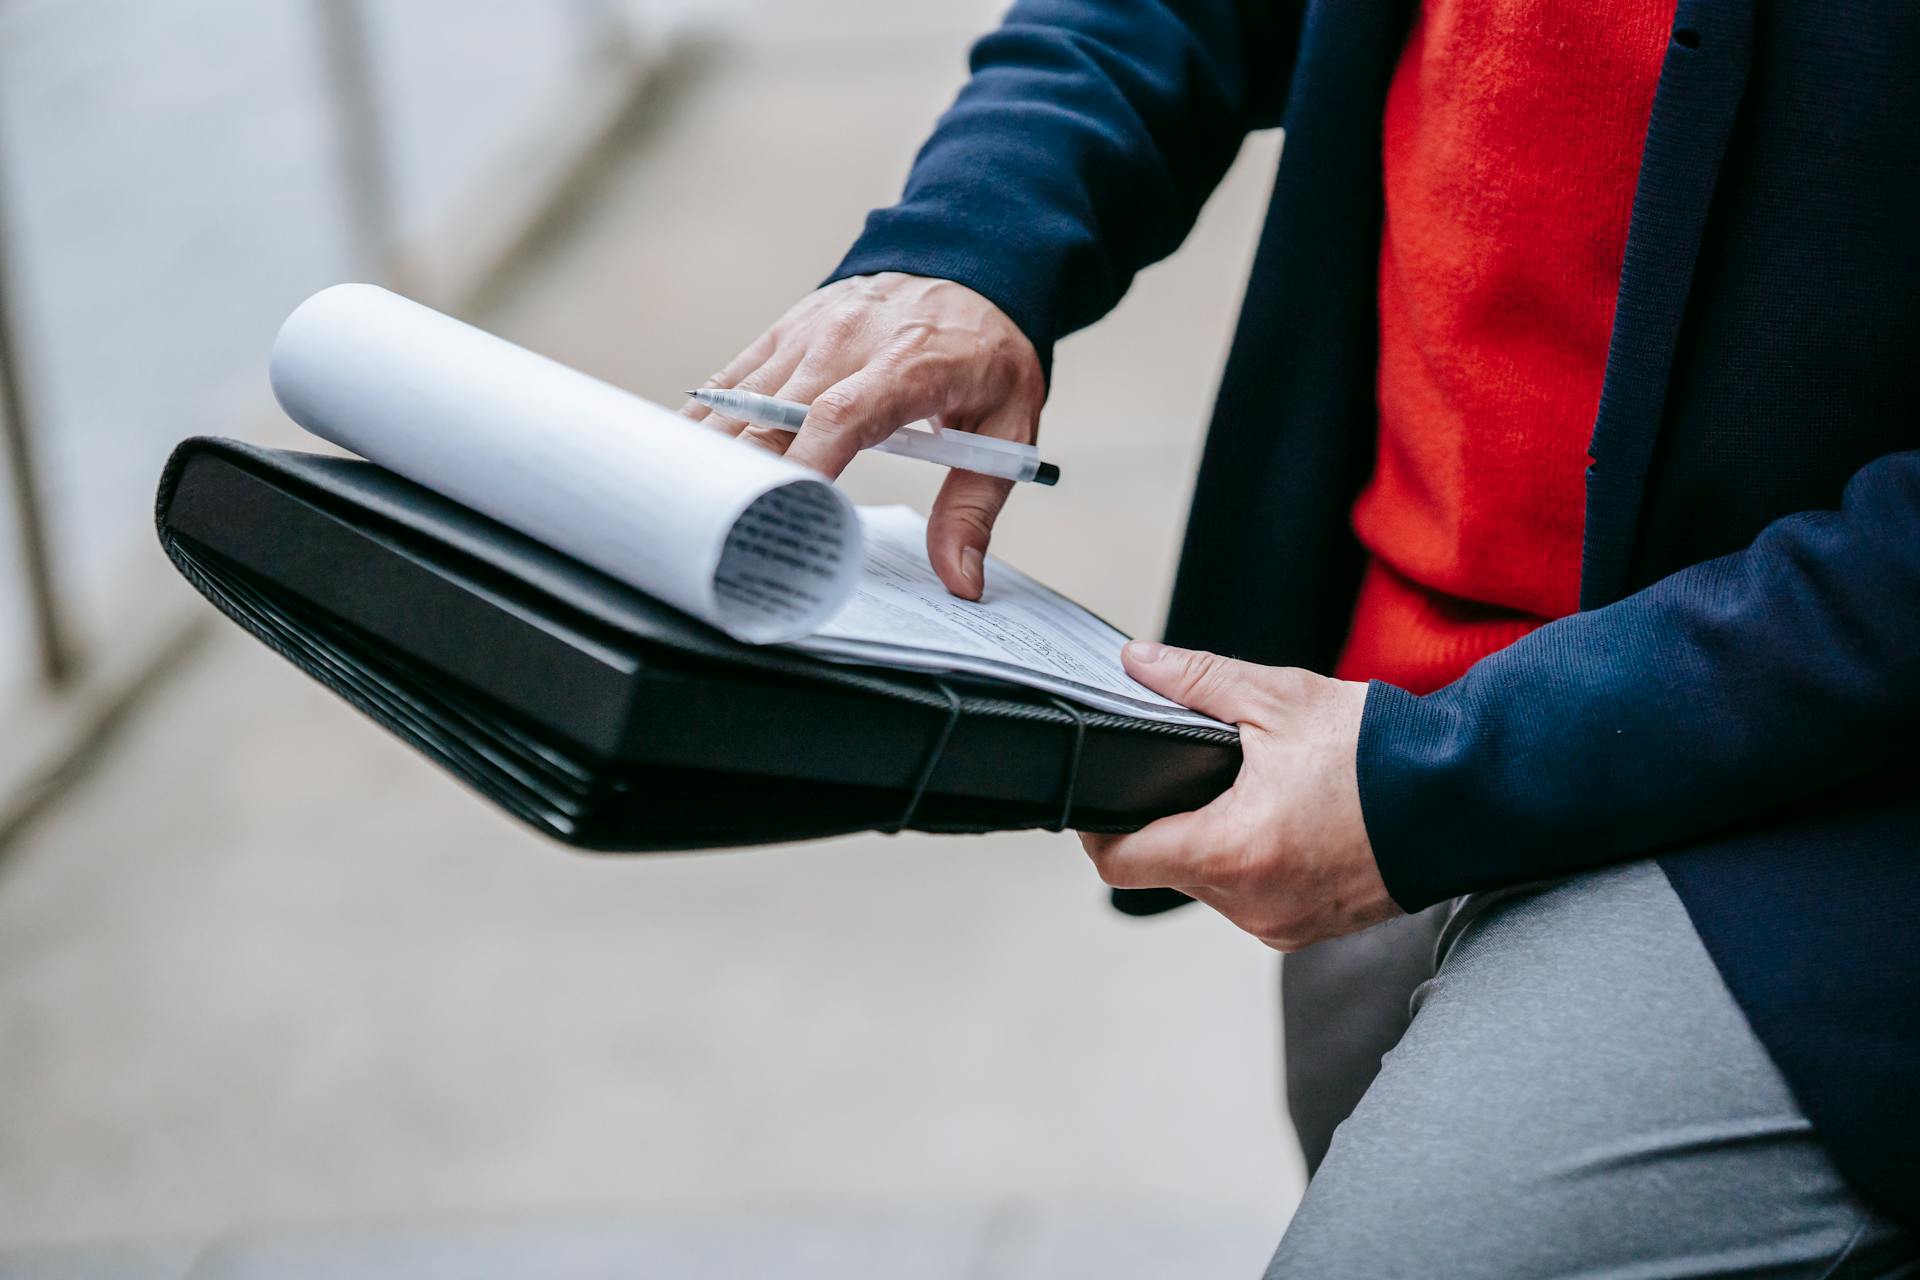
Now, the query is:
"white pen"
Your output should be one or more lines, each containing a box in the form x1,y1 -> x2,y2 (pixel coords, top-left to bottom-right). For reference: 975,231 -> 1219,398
687,387 -> 1060,486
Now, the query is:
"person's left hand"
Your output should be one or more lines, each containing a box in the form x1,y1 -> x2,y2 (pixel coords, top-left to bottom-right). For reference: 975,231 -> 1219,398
1080,643 -> 1402,951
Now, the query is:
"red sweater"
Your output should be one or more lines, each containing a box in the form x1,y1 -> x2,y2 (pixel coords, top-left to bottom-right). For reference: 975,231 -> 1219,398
1334,0 -> 1676,694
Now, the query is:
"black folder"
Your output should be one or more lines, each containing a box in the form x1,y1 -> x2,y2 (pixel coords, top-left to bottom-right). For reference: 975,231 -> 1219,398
154,438 -> 1241,853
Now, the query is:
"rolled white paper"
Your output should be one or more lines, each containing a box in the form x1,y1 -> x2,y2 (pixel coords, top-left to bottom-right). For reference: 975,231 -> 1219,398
269,284 -> 861,643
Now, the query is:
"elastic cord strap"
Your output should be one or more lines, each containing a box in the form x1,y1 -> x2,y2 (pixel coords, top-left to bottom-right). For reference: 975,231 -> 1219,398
1045,697 -> 1087,833
887,680 -> 963,834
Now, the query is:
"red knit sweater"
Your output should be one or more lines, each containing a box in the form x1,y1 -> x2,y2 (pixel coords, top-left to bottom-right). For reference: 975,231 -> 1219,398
1334,0 -> 1676,694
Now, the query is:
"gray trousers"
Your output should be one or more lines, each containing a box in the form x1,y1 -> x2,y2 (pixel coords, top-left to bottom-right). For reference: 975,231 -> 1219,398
1268,860 -> 1917,1278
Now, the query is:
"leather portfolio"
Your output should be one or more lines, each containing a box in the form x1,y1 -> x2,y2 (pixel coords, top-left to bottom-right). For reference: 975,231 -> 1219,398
154,438 -> 1241,852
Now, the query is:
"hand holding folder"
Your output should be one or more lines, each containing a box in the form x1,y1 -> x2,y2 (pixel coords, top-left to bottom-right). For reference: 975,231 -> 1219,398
154,288 -> 1241,852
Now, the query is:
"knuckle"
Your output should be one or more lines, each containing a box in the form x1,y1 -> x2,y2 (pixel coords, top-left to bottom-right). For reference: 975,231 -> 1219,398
822,308 -> 865,346
1082,843 -> 1131,888
1192,845 -> 1241,888
1261,907 -> 1308,951
736,425 -> 788,453
940,487 -> 1000,531
989,329 -> 1027,369
879,345 -> 954,396
874,340 -> 925,374
890,317 -> 939,354
804,387 -> 861,432
951,506 -> 995,541
1247,915 -> 1297,951
1173,649 -> 1214,680
1180,654 -> 1231,702
735,364 -> 781,393
782,353 -> 834,396
1086,851 -> 1122,887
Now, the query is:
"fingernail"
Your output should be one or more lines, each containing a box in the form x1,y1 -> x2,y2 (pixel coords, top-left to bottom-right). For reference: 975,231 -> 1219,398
1125,641 -> 1164,664
961,546 -> 985,593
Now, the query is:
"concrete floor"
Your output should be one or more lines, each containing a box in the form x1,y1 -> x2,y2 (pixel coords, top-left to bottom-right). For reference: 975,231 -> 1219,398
0,7 -> 1297,1274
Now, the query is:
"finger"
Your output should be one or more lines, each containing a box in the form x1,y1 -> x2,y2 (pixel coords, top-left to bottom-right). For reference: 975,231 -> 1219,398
706,344 -> 811,441
783,364 -> 946,478
743,343 -> 877,457
1120,643 -> 1273,724
1078,810 -> 1217,889
925,400 -> 1033,599
771,327 -> 875,412
734,422 -> 798,455
927,469 -> 1012,599
1171,884 -> 1300,952
683,332 -> 779,422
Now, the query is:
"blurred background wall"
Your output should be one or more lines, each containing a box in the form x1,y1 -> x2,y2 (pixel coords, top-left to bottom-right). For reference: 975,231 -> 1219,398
0,0 -> 664,782
0,1 -> 1297,1274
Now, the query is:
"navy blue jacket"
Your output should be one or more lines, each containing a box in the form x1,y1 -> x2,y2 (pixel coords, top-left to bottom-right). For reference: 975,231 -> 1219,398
828,0 -> 1920,1221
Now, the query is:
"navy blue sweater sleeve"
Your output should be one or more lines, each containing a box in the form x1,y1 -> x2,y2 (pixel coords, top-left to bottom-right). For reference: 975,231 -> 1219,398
825,0 -> 1298,375
1360,449 -> 1920,911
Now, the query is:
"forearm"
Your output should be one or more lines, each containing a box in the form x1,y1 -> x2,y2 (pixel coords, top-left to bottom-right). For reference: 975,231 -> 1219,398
1360,449 -> 1920,910
828,0 -> 1299,374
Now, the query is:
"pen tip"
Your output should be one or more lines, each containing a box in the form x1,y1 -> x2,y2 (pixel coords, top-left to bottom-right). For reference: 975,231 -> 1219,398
683,389 -> 703,398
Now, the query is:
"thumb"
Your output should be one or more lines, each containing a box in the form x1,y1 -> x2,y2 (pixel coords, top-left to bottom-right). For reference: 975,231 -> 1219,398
926,400 -> 1032,599
1122,643 -> 1268,724
928,468 -> 1012,600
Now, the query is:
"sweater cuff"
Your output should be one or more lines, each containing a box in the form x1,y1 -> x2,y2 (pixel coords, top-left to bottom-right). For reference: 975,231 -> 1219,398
825,219 -> 1061,383
1355,679 -> 1473,912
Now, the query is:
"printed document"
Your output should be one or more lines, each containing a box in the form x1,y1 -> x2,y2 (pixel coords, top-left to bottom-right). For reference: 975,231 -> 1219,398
798,508 -> 1220,726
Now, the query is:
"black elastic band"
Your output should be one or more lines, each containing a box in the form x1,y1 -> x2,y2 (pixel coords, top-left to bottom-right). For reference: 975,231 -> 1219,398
1044,697 -> 1087,832
887,681 -> 963,834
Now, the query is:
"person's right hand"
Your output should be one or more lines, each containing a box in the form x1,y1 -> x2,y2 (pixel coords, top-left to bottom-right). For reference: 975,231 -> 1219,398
680,272 -> 1044,601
